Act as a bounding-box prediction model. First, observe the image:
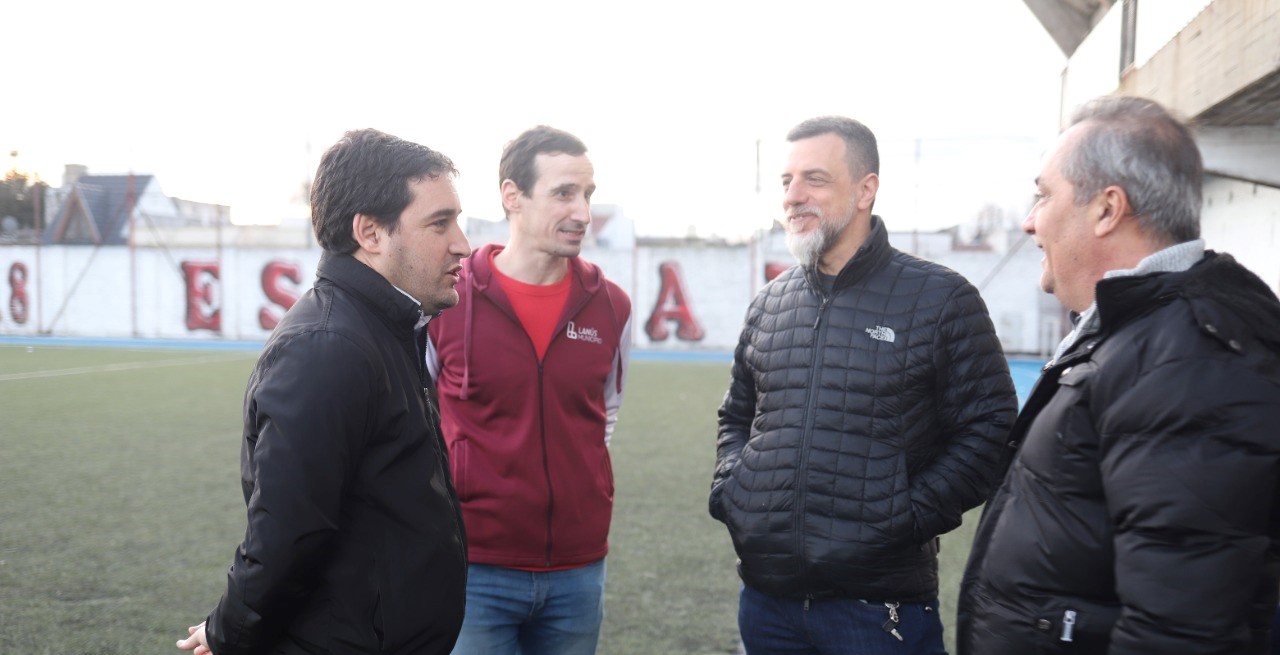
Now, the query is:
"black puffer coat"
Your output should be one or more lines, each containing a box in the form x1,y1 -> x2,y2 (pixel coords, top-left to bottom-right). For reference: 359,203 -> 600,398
206,252 -> 468,655
711,216 -> 1017,602
957,252 -> 1280,655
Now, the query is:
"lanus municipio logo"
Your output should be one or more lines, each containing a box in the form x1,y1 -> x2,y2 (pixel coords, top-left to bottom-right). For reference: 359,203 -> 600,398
566,321 -> 604,344
865,325 -> 896,343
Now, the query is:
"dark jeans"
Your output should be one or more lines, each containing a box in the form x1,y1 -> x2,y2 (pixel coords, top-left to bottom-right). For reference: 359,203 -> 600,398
738,584 -> 947,655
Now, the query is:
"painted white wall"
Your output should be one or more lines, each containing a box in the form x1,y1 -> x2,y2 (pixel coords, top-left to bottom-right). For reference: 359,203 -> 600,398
1062,3 -> 1124,119
0,234 -> 1124,356
1201,176 -> 1280,294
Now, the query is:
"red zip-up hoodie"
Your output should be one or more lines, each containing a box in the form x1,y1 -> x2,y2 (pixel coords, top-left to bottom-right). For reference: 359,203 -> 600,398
426,243 -> 631,568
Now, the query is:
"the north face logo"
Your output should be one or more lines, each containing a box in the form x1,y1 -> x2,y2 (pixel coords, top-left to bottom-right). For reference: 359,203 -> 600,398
567,321 -> 604,345
865,326 -> 896,343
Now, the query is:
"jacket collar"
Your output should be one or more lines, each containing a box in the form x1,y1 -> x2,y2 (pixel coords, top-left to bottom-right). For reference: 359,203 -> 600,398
316,250 -> 423,333
1096,250 -> 1280,352
802,214 -> 892,293
1094,255 -> 1202,330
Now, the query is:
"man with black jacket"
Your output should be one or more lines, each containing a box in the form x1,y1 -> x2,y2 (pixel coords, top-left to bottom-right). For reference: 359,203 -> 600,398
957,96 -> 1280,654
177,129 -> 471,655
711,116 -> 1017,654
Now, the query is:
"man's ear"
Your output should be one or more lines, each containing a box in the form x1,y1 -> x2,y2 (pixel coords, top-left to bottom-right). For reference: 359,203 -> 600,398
1094,185 -> 1133,238
856,173 -> 880,212
352,213 -> 383,253
500,180 -> 523,216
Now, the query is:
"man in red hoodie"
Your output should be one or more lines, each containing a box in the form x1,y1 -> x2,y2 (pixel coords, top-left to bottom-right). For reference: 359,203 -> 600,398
426,125 -> 632,655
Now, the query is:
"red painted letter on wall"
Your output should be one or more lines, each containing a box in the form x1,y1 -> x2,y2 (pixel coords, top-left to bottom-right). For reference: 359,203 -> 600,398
181,261 -> 221,333
8,262 -> 29,324
259,260 -> 302,330
646,261 -> 706,342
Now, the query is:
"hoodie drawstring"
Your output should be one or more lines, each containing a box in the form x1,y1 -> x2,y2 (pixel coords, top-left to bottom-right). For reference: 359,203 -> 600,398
460,259 -> 474,401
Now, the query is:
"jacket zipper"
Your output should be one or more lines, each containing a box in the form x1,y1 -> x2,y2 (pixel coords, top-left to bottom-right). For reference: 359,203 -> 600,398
538,359 -> 555,566
417,325 -> 467,563
795,292 -> 832,584
536,284 -> 598,566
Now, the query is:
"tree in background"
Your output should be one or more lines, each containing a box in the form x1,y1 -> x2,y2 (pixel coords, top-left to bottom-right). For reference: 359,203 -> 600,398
0,167 -> 47,232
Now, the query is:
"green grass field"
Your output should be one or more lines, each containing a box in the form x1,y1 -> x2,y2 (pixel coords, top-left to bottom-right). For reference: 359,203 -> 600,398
0,344 -> 984,654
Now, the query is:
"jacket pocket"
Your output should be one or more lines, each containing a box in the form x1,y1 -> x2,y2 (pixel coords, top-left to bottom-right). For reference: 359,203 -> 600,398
964,586 -> 1119,655
1032,597 -> 1119,654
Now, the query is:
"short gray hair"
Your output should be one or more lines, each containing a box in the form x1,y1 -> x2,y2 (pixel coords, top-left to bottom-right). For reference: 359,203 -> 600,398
787,116 -> 879,178
1063,96 -> 1202,243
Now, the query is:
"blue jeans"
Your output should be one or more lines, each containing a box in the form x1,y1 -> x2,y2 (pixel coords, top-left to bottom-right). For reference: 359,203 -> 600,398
449,560 -> 606,655
738,584 -> 947,655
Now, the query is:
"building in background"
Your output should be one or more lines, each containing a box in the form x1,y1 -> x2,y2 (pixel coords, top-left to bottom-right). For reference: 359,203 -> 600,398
41,165 -> 230,247
1025,0 -> 1280,293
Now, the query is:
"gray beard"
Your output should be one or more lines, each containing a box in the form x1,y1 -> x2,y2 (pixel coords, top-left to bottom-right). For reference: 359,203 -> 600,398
786,209 -> 853,268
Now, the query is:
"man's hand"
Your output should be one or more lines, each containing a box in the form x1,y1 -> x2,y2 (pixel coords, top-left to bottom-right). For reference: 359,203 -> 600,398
176,621 -> 212,655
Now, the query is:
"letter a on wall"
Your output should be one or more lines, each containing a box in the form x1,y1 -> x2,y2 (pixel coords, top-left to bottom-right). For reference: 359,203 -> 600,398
646,261 -> 706,342
181,261 -> 222,333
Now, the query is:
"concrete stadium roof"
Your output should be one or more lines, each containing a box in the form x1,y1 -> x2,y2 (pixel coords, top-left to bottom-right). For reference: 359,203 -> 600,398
1022,0 -> 1116,56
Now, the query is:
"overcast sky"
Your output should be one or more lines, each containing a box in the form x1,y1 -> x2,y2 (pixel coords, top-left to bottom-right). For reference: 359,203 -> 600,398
3,0 -> 1066,238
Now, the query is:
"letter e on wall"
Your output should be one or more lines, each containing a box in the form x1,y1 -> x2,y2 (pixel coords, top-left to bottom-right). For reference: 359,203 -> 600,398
181,261 -> 222,333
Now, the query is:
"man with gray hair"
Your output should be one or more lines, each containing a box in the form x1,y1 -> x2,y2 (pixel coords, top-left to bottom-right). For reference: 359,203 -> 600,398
711,116 -> 1017,654
957,96 -> 1280,654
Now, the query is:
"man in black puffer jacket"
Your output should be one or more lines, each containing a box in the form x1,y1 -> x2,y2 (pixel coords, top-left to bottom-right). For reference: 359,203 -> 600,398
711,116 -> 1018,654
957,97 -> 1280,654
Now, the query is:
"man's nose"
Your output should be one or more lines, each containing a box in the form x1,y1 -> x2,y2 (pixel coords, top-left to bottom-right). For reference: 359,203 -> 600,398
450,224 -> 472,255
783,181 -> 805,207
1021,211 -> 1036,235
573,196 -> 593,224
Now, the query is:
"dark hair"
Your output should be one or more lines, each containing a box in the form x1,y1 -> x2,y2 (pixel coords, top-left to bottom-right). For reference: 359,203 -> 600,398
498,126 -> 587,211
786,116 -> 880,178
1063,96 -> 1202,243
310,128 -> 458,253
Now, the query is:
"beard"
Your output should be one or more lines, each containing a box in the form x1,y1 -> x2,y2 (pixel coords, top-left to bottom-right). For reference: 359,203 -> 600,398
785,203 -> 854,268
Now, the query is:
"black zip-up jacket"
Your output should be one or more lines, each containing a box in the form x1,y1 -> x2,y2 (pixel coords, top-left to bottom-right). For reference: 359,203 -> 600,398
206,252 -> 467,655
957,252 -> 1280,655
711,215 -> 1017,602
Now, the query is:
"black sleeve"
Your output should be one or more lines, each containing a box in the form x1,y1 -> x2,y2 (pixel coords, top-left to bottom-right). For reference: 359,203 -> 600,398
206,332 -> 374,655
908,282 -> 1018,541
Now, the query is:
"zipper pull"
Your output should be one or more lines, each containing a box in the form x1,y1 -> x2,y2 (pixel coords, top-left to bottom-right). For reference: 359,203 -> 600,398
1060,609 -> 1077,642
813,297 -> 829,330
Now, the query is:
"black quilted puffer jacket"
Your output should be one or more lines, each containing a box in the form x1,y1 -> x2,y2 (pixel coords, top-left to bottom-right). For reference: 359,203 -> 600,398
710,215 -> 1017,602
957,252 -> 1280,655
